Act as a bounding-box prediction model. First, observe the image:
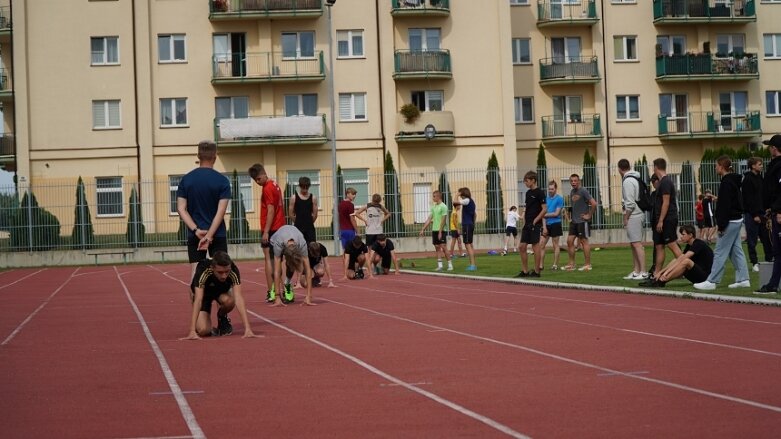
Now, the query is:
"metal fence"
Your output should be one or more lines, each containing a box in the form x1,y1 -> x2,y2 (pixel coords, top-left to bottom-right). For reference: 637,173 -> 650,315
0,162 -> 747,252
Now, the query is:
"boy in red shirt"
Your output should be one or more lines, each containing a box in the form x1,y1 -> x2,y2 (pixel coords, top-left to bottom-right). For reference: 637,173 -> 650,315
249,163 -> 288,303
338,187 -> 360,279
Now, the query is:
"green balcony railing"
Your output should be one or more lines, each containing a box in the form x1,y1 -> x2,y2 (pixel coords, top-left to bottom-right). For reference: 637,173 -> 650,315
393,50 -> 452,78
0,6 -> 11,31
653,0 -> 755,22
0,68 -> 7,91
391,0 -> 450,15
537,0 -> 597,25
657,111 -> 761,137
209,0 -> 323,18
541,114 -> 601,140
214,114 -> 327,146
212,51 -> 325,82
655,53 -> 758,79
0,133 -> 14,157
539,56 -> 599,82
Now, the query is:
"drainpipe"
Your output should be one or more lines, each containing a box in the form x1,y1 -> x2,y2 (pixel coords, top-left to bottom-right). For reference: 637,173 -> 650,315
599,0 -> 612,207
374,0 -> 387,160
131,0 -> 142,188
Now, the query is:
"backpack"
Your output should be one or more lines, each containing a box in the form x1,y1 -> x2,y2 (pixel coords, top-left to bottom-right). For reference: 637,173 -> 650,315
626,175 -> 653,212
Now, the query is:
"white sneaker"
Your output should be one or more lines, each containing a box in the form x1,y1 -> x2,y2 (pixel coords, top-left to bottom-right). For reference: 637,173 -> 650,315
728,280 -> 751,289
623,272 -> 639,280
447,265 -> 454,272
632,272 -> 649,280
693,280 -> 717,290
753,264 -> 760,272
435,266 -> 443,272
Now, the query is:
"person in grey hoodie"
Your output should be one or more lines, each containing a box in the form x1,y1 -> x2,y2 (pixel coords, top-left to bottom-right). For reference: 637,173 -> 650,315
694,156 -> 750,290
619,159 -> 646,280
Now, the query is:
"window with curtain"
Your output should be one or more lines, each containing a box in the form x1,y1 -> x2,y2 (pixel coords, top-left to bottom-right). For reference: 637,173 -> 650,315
514,97 -> 533,123
158,34 -> 187,62
512,38 -> 531,64
616,95 -> 640,120
92,100 -> 121,129
160,98 -> 188,127
282,31 -> 315,59
285,94 -> 318,116
338,93 -> 367,121
215,96 -> 249,119
337,30 -> 364,58
91,36 -> 119,65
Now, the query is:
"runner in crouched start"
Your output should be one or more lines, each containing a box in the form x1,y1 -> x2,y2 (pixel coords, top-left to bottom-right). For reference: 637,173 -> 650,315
306,241 -> 335,288
345,236 -> 371,279
371,234 -> 400,275
183,251 -> 257,340
270,225 -> 315,306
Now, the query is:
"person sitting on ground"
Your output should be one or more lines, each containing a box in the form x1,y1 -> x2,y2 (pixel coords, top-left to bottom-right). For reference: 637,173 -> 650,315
345,235 -> 371,279
371,234 -> 401,275
183,251 -> 256,340
306,241 -> 335,288
269,225 -> 315,306
648,225 -> 713,288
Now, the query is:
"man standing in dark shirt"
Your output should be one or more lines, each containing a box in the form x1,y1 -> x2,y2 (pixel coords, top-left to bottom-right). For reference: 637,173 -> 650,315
651,225 -> 713,287
742,157 -> 772,272
756,135 -> 781,294
650,158 -> 682,279
371,234 -> 400,275
517,171 -> 547,278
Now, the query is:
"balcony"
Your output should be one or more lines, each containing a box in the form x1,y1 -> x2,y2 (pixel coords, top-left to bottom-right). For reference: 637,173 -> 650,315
657,111 -> 761,139
395,111 -> 454,143
393,50 -> 452,80
653,0 -> 755,25
214,115 -> 327,147
541,114 -> 601,143
655,53 -> 758,82
208,0 -> 323,20
0,6 -> 10,42
391,0 -> 450,17
536,0 -> 598,28
0,133 -> 15,165
539,56 -> 600,85
0,68 -> 12,101
211,52 -> 325,84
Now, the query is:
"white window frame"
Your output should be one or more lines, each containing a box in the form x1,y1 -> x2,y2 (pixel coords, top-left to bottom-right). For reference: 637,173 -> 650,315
91,36 -> 119,65
158,34 -> 187,63
96,176 -> 124,218
285,94 -> 319,116
92,100 -> 121,129
169,175 -> 182,215
160,98 -> 188,127
509,0 -> 529,5
281,31 -> 316,59
767,91 -> 781,116
764,34 -> 781,59
409,28 -> 441,52
514,97 -> 534,124
336,30 -> 364,59
223,173 -> 254,214
343,168 -> 369,207
716,34 -> 745,57
611,0 -> 637,3
512,38 -> 531,65
339,92 -> 367,122
657,35 -> 686,56
411,90 -> 444,112
215,96 -> 249,120
614,35 -> 638,62
616,95 -> 640,121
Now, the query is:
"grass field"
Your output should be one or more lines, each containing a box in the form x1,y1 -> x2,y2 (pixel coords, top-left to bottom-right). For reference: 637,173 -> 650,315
402,245 -> 781,300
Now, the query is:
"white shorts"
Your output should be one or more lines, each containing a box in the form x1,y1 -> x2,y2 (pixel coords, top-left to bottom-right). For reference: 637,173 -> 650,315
626,215 -> 644,243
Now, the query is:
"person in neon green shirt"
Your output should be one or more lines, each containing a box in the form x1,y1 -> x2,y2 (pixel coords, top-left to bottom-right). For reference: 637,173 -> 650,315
418,190 -> 453,271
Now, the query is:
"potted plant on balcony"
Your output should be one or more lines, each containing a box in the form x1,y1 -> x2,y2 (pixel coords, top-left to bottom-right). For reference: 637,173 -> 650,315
400,103 -> 421,124
213,0 -> 229,12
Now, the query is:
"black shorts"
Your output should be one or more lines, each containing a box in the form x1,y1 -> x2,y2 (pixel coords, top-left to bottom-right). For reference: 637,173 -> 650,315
568,222 -> 590,239
187,236 -> 228,263
546,222 -> 563,238
684,264 -> 709,284
432,230 -> 447,245
348,252 -> 366,268
449,230 -> 460,239
461,224 -> 475,244
378,255 -> 392,269
521,224 -> 541,245
653,219 -> 678,245
295,225 -> 316,244
260,229 -> 278,249
366,234 -> 379,247
505,226 -> 518,237
190,286 -> 229,314
703,215 -> 714,228
696,219 -> 704,229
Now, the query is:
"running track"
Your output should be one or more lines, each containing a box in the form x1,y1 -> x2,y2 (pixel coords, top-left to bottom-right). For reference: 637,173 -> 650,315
1,263 -> 780,438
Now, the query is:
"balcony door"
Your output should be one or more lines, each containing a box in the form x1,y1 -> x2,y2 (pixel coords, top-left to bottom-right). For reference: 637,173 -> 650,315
551,37 -> 580,64
719,92 -> 747,131
660,94 -> 688,134
409,28 -> 440,52
657,35 -> 685,56
411,90 -> 443,112
552,95 -> 582,136
550,0 -> 580,19
213,33 -> 246,77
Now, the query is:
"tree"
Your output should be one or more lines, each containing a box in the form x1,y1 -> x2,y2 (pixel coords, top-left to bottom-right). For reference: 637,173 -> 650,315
126,184 -> 145,247
177,217 -> 188,245
633,154 -> 650,184
581,149 -> 604,228
438,171 -> 452,209
536,143 -> 547,188
383,152 -> 405,237
71,176 -> 95,249
485,151 -> 504,233
10,191 -> 61,250
228,170 -> 250,244
282,181 -> 294,226
679,161 -> 696,226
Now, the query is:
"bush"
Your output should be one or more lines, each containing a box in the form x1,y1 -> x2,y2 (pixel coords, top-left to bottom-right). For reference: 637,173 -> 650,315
485,151 -> 504,233
228,170 -> 250,244
400,104 -> 421,124
536,143 -> 547,188
71,176 -> 95,249
384,152 -> 405,237
9,191 -> 61,250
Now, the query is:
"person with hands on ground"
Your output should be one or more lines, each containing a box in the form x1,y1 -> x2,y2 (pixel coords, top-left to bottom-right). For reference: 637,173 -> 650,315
648,225 -> 713,288
345,236 -> 371,279
269,225 -> 315,306
306,241 -> 336,288
419,190 -> 453,272
182,251 -> 257,340
371,234 -> 401,275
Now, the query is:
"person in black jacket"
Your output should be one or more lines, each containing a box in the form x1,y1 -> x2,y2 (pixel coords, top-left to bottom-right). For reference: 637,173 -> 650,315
693,156 -> 750,290
742,157 -> 773,271
756,135 -> 781,294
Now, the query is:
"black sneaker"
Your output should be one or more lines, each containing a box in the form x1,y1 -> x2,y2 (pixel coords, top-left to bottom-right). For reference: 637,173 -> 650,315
312,277 -> 321,287
638,277 -> 656,287
528,271 -> 541,278
514,271 -> 529,278
217,314 -> 232,336
754,285 -> 778,295
355,268 -> 364,279
649,279 -> 666,288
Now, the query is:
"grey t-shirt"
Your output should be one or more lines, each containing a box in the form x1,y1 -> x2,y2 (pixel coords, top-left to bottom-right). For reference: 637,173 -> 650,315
365,204 -> 384,235
570,187 -> 594,224
270,225 -> 307,257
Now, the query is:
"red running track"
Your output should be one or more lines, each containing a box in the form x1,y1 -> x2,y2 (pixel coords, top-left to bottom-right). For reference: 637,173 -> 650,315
1,263 -> 780,438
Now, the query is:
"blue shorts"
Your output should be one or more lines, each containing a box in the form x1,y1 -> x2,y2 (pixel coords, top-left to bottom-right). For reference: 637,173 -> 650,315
340,229 -> 356,249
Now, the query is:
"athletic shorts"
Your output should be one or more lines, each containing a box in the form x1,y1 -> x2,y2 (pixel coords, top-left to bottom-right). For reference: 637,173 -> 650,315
520,224 -> 541,245
296,226 -> 316,244
461,224 -> 475,244
626,215 -> 644,243
568,222 -> 590,239
378,255 -> 392,269
340,229 -> 356,249
432,230 -> 447,245
505,226 -> 518,237
348,252 -> 365,269
187,236 -> 228,263
696,219 -> 704,229
366,234 -> 379,248
653,218 -> 678,246
684,264 -> 709,284
190,286 -> 229,314
703,215 -> 714,228
449,230 -> 460,239
260,229 -> 278,249
545,222 -> 563,238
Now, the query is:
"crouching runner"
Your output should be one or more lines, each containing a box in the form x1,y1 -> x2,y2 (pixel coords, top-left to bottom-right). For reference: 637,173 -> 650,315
270,225 -> 315,306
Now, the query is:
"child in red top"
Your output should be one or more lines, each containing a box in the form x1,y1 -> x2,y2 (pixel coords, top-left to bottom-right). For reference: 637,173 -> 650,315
249,163 -> 287,303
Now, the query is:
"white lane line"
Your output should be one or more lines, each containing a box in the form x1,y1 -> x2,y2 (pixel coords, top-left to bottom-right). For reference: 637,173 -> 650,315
321,297 -> 781,414
598,371 -> 649,377
396,277 -> 781,326
0,268 -> 46,291
149,390 -> 205,396
1,268 -> 78,346
114,267 -> 205,439
109,436 -> 194,439
246,309 -> 531,439
346,284 -> 781,358
380,381 -> 432,387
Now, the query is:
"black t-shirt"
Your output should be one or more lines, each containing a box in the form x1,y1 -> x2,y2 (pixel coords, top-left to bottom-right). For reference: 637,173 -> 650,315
190,259 -> 241,295
345,242 -> 368,258
654,175 -> 678,221
371,239 -> 395,259
524,188 -> 546,224
308,243 -> 328,268
684,239 -> 713,273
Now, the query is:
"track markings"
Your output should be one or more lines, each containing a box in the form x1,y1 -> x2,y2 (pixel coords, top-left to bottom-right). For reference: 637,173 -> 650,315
0,268 -> 46,291
598,371 -> 649,377
149,390 -> 204,396
380,381 -> 432,387
109,436 -> 194,439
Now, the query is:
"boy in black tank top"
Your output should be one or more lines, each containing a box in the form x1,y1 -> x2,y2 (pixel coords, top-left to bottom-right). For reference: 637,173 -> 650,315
289,176 -> 318,243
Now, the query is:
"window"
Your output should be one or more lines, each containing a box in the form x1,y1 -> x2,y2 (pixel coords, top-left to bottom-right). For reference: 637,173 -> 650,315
282,31 -> 315,59
338,93 -> 367,121
509,0 -> 529,4
611,0 -> 636,3
616,95 -> 640,120
337,30 -> 364,58
92,100 -> 121,129
657,35 -> 685,56
409,28 -> 440,51
514,97 -> 534,124
215,96 -> 249,119
343,168 -> 369,206
160,98 -> 188,127
91,36 -> 119,65
551,37 -> 581,63
285,94 -> 318,116
169,175 -> 183,215
764,34 -> 781,58
716,34 -> 745,57
512,38 -> 531,64
158,34 -> 186,62
223,173 -> 254,214
96,177 -> 123,217
614,36 -> 637,61
411,90 -> 443,112
767,91 -> 781,116
287,170 -> 321,200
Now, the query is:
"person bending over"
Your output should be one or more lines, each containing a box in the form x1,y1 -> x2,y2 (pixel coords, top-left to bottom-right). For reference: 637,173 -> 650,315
371,234 -> 400,275
648,225 -> 713,288
305,241 -> 335,288
345,236 -> 371,279
269,225 -> 315,306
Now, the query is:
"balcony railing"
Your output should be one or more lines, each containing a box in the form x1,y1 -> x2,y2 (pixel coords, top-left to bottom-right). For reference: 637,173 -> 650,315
214,115 -> 327,146
655,53 -> 758,80
0,68 -> 8,91
537,0 -> 598,27
0,6 -> 11,32
539,56 -> 600,84
653,0 -> 756,23
0,133 -> 15,157
393,50 -> 452,79
396,111 -> 455,142
657,111 -> 761,138
541,114 -> 601,141
391,0 -> 450,16
209,0 -> 323,19
212,51 -> 325,83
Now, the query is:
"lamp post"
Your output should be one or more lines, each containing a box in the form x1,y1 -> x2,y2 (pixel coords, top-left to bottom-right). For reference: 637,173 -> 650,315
325,0 -> 340,255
